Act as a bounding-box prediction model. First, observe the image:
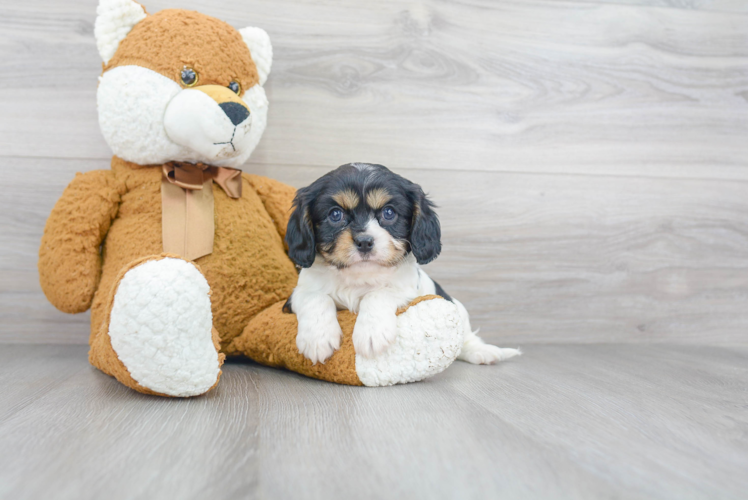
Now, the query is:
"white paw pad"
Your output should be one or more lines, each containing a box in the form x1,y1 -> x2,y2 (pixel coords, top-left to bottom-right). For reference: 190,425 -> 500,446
108,258 -> 220,397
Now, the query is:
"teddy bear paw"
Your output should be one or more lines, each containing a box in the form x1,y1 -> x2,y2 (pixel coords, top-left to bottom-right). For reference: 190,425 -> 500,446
354,297 -> 464,387
108,257 -> 221,397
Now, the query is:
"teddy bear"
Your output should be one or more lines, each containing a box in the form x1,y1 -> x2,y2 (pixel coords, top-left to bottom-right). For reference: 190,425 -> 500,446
37,0 -> 469,397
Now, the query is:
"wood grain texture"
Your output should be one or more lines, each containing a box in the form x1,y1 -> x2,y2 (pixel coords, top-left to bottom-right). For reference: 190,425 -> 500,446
1,0 -> 746,178
1,0 -> 747,344
4,158 -> 747,344
592,0 -> 748,13
251,164 -> 748,346
0,344 -> 747,499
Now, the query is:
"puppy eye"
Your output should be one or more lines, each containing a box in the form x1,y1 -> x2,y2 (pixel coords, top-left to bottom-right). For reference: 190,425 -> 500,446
228,81 -> 241,94
180,67 -> 199,87
382,207 -> 396,220
328,208 -> 344,222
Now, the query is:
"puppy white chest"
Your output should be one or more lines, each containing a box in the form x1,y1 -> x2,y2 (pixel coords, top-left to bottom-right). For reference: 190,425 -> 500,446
330,265 -> 404,312
295,255 -> 434,313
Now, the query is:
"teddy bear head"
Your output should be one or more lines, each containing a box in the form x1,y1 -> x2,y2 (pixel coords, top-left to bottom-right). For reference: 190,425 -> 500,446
95,0 -> 272,168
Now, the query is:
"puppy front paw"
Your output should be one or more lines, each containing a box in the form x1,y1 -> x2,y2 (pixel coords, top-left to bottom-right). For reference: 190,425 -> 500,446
296,319 -> 343,365
458,342 -> 521,365
352,313 -> 398,358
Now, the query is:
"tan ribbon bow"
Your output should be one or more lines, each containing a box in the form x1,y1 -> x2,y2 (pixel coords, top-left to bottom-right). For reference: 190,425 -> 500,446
161,162 -> 243,260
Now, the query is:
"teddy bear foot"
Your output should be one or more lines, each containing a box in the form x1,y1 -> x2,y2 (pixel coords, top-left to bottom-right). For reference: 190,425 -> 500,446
106,256 -> 223,397
354,297 -> 464,387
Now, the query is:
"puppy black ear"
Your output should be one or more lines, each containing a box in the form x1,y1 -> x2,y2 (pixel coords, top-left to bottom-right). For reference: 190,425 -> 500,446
285,187 -> 317,268
409,184 -> 441,265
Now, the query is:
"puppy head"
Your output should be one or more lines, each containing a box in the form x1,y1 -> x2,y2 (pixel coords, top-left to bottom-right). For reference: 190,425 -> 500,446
286,163 -> 441,269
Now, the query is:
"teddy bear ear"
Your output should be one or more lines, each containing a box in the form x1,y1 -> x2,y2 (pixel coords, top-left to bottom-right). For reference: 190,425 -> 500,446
239,27 -> 273,86
94,0 -> 148,64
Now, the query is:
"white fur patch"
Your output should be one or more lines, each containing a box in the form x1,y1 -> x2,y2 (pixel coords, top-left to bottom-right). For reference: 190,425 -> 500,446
355,298 -> 464,386
293,253 -> 520,376
164,89 -> 252,161
239,27 -> 273,86
95,0 -> 147,64
97,65 -> 269,168
98,66 -> 183,165
108,258 -> 220,397
294,292 -> 342,365
352,288 -> 400,357
453,299 -> 521,364
362,218 -> 406,267
294,254 -> 430,314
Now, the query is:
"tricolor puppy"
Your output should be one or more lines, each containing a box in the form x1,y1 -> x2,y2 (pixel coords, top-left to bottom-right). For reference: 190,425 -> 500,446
284,163 -> 520,365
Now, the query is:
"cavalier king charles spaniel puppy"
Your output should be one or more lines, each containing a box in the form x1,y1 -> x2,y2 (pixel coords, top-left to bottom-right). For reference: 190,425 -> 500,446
284,162 -> 520,365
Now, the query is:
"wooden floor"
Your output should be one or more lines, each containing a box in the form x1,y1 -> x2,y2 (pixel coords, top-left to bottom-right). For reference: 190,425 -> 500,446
1,343 -> 746,499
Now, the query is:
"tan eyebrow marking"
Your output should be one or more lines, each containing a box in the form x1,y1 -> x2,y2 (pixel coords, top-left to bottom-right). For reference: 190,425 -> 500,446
332,189 -> 360,210
366,188 -> 392,210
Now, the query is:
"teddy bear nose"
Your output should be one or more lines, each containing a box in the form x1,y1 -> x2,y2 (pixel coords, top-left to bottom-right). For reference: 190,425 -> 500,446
354,234 -> 374,253
219,102 -> 250,126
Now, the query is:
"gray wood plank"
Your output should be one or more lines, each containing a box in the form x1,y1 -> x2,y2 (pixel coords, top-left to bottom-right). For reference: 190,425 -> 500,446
0,293 -> 91,344
590,0 -> 748,12
0,345 -> 261,500
0,345 -> 88,422
0,343 -> 746,499
250,164 -> 748,345
0,0 -> 745,180
2,1 -> 747,344
445,344 -> 748,499
4,158 -> 748,345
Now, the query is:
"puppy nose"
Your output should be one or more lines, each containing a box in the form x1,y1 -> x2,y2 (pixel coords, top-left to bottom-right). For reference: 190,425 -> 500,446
219,102 -> 250,126
354,234 -> 374,253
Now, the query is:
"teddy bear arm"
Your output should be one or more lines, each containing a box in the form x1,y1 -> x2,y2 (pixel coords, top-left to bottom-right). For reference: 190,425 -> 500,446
38,170 -> 122,314
229,295 -> 461,386
243,174 -> 296,246
228,299 -> 364,385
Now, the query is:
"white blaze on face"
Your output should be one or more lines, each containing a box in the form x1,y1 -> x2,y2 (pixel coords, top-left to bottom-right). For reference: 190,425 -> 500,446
97,65 -> 269,168
349,218 -> 406,266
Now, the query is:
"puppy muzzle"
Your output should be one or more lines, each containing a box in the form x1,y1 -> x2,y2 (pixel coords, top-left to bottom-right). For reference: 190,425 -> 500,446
353,233 -> 374,254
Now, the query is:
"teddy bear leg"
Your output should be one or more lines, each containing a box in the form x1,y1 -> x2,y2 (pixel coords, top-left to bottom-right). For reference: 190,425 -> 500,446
354,295 -> 464,386
229,295 -> 464,387
228,299 -> 363,385
89,254 -> 224,397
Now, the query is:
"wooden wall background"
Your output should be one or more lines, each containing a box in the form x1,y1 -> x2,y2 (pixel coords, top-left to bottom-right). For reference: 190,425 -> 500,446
1,0 -> 746,345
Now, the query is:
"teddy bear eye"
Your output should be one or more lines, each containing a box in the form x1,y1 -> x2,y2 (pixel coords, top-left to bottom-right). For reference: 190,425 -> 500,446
228,81 -> 241,94
180,67 -> 198,87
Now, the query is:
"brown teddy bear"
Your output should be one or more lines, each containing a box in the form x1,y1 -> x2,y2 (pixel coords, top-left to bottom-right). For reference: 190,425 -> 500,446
38,0 -> 469,397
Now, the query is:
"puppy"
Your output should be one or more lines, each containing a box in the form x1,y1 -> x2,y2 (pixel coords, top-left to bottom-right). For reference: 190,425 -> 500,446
284,162 -> 520,365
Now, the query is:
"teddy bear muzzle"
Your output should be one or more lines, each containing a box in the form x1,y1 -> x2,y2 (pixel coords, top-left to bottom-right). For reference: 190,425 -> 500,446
164,84 -> 253,161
